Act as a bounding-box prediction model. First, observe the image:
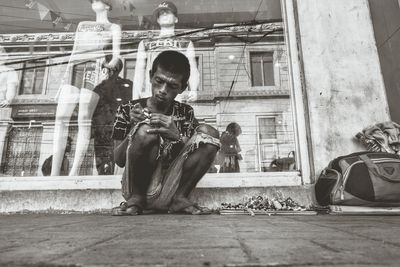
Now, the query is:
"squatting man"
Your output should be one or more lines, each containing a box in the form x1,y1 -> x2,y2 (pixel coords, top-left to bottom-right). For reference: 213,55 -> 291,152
132,1 -> 199,102
112,51 -> 220,215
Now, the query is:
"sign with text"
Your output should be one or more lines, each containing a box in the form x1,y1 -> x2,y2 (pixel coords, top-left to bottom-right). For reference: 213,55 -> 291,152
12,105 -> 57,119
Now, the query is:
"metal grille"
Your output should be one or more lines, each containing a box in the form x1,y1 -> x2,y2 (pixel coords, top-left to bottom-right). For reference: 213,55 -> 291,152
3,126 -> 42,176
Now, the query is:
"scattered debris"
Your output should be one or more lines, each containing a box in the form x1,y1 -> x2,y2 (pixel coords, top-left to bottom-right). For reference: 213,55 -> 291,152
219,194 -> 316,216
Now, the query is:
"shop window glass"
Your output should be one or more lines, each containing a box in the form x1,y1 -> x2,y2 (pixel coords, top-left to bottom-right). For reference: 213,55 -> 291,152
71,62 -> 87,89
66,126 -> 95,176
46,56 -> 70,97
1,0 -> 298,177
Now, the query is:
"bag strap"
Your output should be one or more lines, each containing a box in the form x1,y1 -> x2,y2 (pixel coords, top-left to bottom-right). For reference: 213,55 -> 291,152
359,154 -> 400,183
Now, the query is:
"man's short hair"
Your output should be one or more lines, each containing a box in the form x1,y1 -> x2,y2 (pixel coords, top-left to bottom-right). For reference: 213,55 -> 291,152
151,51 -> 190,88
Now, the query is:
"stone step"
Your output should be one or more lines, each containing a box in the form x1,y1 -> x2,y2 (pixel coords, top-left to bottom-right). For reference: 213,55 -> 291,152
0,174 -> 314,213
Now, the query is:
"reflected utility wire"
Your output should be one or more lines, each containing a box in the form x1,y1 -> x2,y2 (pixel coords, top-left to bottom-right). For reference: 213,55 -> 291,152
0,11 -> 144,26
222,0 -> 264,113
2,18 -> 281,73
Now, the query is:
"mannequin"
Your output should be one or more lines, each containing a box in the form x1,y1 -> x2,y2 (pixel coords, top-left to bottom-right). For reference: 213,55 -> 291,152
132,1 -> 199,102
0,46 -> 18,108
51,0 -> 121,176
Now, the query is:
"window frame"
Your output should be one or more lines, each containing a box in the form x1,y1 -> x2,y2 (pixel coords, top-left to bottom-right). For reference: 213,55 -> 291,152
246,45 -> 283,90
123,56 -> 137,81
256,114 -> 280,172
18,59 -> 49,96
250,51 -> 275,87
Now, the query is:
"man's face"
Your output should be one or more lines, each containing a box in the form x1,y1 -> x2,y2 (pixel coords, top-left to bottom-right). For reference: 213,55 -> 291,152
157,9 -> 177,27
150,66 -> 185,107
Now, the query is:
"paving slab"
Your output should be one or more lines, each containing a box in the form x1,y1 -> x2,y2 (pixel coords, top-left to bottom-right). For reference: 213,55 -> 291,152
1,214 -> 400,267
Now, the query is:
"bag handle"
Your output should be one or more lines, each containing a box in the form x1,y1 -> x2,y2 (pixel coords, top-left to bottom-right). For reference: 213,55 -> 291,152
359,154 -> 400,183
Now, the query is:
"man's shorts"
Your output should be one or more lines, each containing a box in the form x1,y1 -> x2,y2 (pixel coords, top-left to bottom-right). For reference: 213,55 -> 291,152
122,121 -> 220,210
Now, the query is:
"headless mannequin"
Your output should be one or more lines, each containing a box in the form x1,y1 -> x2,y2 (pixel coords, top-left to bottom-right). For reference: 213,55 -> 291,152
51,0 -> 121,176
0,46 -> 18,108
132,9 -> 199,102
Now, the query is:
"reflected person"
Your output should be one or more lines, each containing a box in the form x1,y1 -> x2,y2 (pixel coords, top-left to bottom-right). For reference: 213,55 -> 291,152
92,56 -> 132,175
218,122 -> 242,173
42,137 -> 72,176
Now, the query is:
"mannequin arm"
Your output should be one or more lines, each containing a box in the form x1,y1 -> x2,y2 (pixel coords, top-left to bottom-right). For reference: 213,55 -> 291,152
185,41 -> 200,91
132,41 -> 147,99
1,70 -> 18,107
104,24 -> 122,70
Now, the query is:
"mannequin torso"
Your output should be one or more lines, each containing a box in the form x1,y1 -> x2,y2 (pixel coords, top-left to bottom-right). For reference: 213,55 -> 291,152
71,21 -> 117,61
136,37 -> 192,98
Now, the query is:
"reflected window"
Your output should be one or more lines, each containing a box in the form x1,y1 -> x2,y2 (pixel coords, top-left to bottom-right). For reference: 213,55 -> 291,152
258,117 -> 277,140
124,59 -> 136,80
19,61 -> 46,95
250,52 -> 274,86
257,116 -> 278,171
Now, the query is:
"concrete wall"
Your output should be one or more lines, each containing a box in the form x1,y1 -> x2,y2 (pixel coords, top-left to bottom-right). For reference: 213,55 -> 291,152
369,0 -> 400,123
0,187 -> 313,213
296,0 -> 391,175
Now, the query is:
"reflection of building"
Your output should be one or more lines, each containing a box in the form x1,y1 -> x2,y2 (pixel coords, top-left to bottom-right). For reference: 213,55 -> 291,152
0,23 -> 294,175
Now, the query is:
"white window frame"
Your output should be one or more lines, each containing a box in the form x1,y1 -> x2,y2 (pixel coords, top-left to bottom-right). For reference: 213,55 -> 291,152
282,0 -> 313,184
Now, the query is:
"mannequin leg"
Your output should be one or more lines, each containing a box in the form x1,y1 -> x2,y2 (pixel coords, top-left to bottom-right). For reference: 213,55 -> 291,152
51,84 -> 80,176
69,88 -> 100,176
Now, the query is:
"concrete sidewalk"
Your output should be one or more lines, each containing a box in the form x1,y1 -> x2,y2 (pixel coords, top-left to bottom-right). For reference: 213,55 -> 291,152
1,214 -> 400,267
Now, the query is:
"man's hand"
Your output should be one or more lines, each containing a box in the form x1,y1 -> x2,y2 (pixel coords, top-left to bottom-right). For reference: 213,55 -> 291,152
129,103 -> 149,124
147,113 -> 180,141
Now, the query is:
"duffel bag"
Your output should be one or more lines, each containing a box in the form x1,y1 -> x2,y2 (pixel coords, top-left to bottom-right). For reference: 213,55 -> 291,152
315,151 -> 400,206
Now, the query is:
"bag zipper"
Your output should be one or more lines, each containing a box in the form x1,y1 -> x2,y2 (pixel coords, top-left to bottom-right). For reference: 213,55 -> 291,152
335,158 -> 400,201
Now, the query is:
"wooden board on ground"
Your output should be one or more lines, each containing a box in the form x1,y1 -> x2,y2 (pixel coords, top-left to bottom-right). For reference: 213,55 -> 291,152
219,209 -> 317,216
330,205 -> 400,215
